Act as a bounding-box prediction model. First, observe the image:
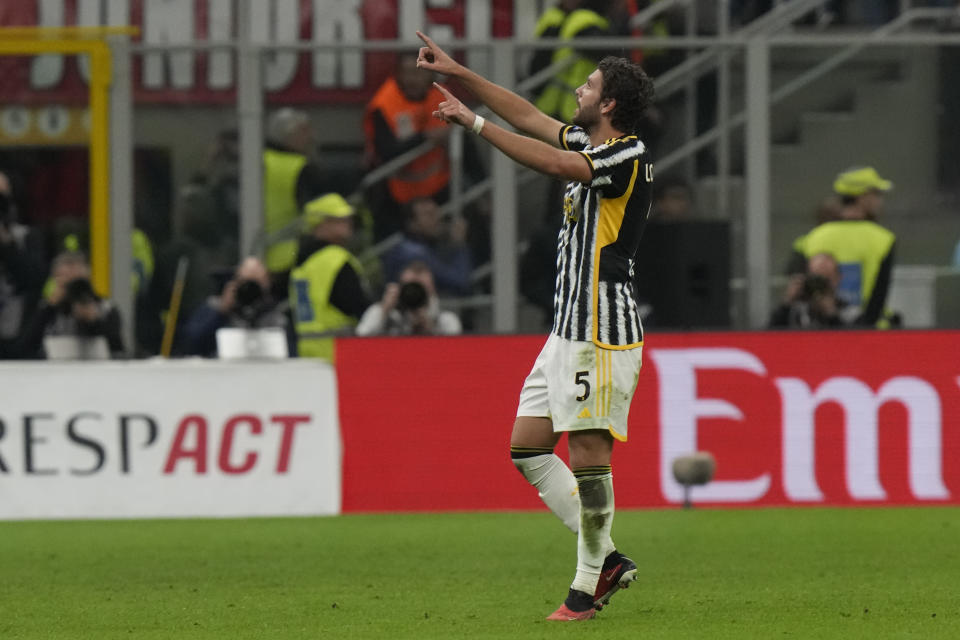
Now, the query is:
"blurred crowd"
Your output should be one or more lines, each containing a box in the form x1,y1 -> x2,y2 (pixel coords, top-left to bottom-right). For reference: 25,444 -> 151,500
0,45 -> 480,362
1,1 -> 956,362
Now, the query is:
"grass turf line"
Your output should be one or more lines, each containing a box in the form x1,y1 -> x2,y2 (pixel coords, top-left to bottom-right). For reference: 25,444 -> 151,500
1,507 -> 958,639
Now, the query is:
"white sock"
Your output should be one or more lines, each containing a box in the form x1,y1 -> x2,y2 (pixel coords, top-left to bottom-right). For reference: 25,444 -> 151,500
570,469 -> 615,596
511,451 -> 580,533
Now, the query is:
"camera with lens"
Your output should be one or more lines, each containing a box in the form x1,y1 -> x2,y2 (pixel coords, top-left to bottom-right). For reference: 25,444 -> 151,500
802,274 -> 831,299
58,279 -> 100,323
233,278 -> 267,325
62,278 -> 97,307
397,281 -> 428,312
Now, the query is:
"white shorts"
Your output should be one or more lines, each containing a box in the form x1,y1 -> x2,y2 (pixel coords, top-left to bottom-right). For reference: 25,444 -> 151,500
516,333 -> 643,441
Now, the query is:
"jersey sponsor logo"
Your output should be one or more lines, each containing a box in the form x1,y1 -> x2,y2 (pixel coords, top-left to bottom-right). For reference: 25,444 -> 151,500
563,186 -> 583,222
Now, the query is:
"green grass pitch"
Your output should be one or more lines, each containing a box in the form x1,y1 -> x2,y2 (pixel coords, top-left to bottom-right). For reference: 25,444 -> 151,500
2,507 -> 958,639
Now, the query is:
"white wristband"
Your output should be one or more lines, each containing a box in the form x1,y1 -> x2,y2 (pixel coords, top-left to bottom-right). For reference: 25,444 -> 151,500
471,114 -> 485,135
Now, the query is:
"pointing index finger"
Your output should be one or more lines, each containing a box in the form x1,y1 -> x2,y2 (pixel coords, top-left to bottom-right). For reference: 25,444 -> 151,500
433,82 -> 454,99
416,30 -> 434,47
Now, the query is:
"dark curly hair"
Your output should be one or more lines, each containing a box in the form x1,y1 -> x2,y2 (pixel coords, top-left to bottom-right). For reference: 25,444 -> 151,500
598,56 -> 655,136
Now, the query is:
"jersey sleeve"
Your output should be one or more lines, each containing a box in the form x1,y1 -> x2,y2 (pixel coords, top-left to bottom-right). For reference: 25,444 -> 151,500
580,137 -> 646,197
560,125 -> 591,151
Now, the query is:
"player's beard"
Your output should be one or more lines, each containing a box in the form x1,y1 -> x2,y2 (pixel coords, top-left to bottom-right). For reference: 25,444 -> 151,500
572,99 -> 600,130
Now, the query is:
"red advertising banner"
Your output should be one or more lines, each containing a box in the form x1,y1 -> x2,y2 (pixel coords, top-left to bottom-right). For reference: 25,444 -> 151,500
336,330 -> 960,512
0,0 -> 518,105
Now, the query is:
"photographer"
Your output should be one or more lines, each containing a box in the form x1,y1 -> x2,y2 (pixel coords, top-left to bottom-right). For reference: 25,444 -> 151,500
181,256 -> 289,357
0,170 -> 45,357
18,251 -> 124,359
769,252 -> 855,329
356,260 -> 462,336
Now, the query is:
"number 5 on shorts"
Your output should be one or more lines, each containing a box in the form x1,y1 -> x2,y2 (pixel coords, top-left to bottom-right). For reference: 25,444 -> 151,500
575,370 -> 591,401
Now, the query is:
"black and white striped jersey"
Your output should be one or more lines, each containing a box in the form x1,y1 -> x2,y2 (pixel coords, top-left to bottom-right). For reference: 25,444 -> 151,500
551,125 -> 653,349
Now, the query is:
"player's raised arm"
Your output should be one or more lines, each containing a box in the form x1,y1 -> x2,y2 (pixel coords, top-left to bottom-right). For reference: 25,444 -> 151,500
416,30 -> 565,146
431,82 -> 592,184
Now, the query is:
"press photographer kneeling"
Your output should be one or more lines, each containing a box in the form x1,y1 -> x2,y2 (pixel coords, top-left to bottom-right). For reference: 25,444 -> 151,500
356,260 -> 462,336
181,256 -> 290,358
19,251 -> 125,359
769,252 -> 856,329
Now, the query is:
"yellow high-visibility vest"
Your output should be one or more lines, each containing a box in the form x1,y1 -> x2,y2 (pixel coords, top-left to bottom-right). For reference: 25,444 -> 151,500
534,9 -> 609,122
802,219 -> 896,310
289,244 -> 362,362
263,148 -> 307,274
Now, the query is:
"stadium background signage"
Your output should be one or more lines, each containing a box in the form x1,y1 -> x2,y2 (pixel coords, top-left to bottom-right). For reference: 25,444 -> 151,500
2,331 -> 955,520
0,0 -> 522,105
0,361 -> 341,519
336,331 -> 960,512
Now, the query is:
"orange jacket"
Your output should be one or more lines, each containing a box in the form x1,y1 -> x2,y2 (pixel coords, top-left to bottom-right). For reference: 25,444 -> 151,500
364,78 -> 450,204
